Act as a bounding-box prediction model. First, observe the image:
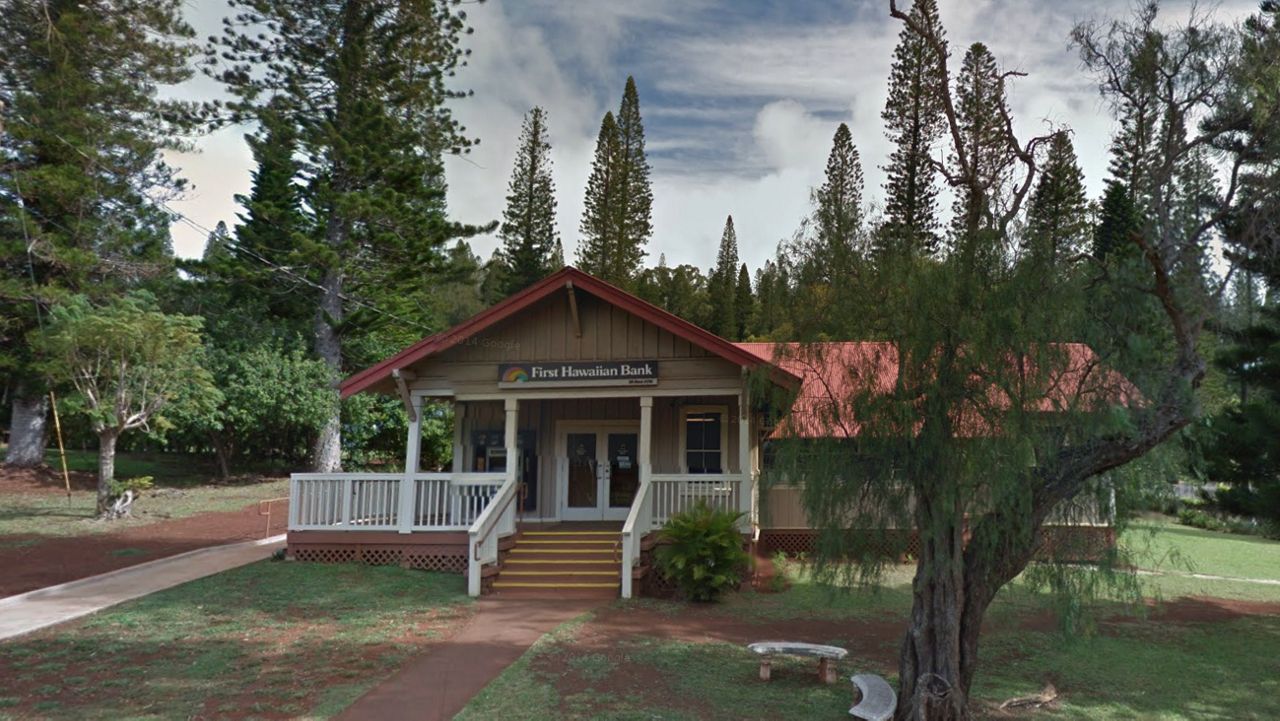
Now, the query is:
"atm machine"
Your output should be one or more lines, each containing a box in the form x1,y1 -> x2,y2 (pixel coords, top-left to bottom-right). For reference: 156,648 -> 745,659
471,430 -> 538,512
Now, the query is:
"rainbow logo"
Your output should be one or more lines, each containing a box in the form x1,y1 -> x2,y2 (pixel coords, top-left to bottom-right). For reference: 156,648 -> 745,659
502,367 -> 530,383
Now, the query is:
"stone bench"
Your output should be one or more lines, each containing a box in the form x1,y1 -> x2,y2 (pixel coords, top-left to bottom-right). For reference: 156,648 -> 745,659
849,673 -> 897,721
746,641 -> 848,684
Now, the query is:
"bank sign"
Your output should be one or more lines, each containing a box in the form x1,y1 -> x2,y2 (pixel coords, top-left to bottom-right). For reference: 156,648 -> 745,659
498,361 -> 659,388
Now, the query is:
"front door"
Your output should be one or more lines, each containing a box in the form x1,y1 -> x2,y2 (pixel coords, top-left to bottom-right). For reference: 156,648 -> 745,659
560,424 -> 641,521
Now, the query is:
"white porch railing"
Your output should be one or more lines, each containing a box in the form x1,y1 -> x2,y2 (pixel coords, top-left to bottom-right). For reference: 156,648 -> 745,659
466,475 -> 520,596
620,473 -> 745,598
289,472 -> 506,532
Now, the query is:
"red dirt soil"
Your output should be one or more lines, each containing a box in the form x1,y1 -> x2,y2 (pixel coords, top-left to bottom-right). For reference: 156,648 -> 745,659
0,465 -> 288,598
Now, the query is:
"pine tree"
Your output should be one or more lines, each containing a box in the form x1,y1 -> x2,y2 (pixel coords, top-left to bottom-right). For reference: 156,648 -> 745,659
812,123 -> 864,281
613,76 -> 653,279
1092,181 -> 1141,261
0,0 -> 205,468
879,0 -> 948,257
734,263 -> 754,340
577,77 -> 652,286
498,107 -> 558,295
1023,131 -> 1090,268
951,42 -> 1014,246
707,216 -> 740,338
578,112 -> 621,279
211,0 -> 486,471
1103,5 -> 1163,209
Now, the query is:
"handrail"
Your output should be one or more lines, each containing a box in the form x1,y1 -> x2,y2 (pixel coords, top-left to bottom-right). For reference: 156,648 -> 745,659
472,480 -> 520,561
466,475 -> 518,596
620,478 -> 653,599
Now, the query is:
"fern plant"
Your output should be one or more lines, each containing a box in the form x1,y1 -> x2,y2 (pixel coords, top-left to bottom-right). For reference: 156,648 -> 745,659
654,501 -> 748,602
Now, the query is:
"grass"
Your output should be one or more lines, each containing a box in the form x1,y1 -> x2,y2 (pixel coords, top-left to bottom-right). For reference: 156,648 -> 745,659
1123,518 -> 1280,582
0,477 -> 290,538
461,521 -> 1280,720
0,448 -> 292,539
0,561 -> 473,721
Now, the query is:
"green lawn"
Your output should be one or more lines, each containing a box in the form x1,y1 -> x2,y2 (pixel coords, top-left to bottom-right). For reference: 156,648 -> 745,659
0,562 -> 473,721
0,478 -> 290,538
1123,518 -> 1280,582
0,449 -> 291,539
461,523 -> 1280,720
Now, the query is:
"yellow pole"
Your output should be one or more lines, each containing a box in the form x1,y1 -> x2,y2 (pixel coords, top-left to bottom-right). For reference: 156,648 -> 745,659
49,391 -> 72,501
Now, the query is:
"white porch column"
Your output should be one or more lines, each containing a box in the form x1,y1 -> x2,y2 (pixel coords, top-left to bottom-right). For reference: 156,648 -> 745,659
398,396 -> 423,533
738,390 -> 752,520
451,401 -> 467,474
503,398 -> 519,487
625,396 -> 654,600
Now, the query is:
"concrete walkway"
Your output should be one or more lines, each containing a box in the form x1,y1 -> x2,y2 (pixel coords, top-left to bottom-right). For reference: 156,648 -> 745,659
336,597 -> 601,721
0,534 -> 285,642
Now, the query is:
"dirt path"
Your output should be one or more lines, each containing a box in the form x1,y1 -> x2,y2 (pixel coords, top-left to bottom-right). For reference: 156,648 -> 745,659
1,466 -> 287,598
335,598 -> 602,721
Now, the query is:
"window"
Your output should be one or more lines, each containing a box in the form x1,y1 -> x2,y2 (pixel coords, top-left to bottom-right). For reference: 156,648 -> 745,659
684,410 -> 724,474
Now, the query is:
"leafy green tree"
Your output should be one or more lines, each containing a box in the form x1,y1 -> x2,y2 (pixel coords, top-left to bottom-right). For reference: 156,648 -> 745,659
210,0 -> 485,472
498,107 -> 559,295
734,263 -> 754,341
751,257 -> 793,339
0,0 -> 205,467
765,5 -> 1256,717
636,255 -> 710,328
1022,131 -> 1090,269
707,216 -> 739,338
35,294 -> 217,514
1198,1 -> 1280,525
1101,4 -> 1163,209
578,77 -> 652,286
879,0 -> 947,258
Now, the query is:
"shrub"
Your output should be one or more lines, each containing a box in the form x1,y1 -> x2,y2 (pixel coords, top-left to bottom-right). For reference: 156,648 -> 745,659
654,501 -> 748,602
107,476 -> 154,497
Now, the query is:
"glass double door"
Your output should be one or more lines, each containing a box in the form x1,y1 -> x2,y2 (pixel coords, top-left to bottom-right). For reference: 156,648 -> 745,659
561,425 -> 640,521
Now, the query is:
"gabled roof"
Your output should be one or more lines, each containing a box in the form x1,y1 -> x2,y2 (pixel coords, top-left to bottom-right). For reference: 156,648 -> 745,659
736,341 -> 1139,439
340,266 -> 801,398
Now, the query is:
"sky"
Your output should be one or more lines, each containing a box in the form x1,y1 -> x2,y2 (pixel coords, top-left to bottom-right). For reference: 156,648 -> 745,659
164,0 -> 1257,271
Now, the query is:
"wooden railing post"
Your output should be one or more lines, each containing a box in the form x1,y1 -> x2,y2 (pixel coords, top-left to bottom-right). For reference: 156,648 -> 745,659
340,477 -> 354,528
738,387 -> 752,526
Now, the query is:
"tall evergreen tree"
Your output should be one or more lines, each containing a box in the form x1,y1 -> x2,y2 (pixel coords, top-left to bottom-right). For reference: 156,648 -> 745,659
707,216 -> 740,338
578,77 -> 652,286
812,123 -> 864,280
1092,181 -> 1141,261
498,107 -> 558,295
0,0 -> 205,468
211,0 -> 484,472
951,42 -> 1014,246
1102,4 -> 1163,209
1023,131 -> 1090,268
879,0 -> 948,258
578,112 -> 622,280
734,263 -> 753,340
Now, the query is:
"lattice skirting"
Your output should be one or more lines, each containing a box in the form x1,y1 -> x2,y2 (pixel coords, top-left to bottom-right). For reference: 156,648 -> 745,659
760,526 -> 1115,563
290,543 -> 468,574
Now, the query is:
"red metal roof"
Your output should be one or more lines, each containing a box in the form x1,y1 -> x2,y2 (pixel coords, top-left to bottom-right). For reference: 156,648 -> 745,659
735,341 -> 1138,439
339,267 -> 801,398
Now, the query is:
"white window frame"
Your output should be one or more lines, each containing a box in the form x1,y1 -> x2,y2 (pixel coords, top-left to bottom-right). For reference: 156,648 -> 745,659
678,404 -> 729,474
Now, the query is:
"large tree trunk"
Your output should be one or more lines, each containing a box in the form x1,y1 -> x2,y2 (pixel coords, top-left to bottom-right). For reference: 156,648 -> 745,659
96,430 -> 118,516
310,261 -> 344,473
896,497 -> 972,720
210,430 -> 232,481
5,390 -> 49,468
